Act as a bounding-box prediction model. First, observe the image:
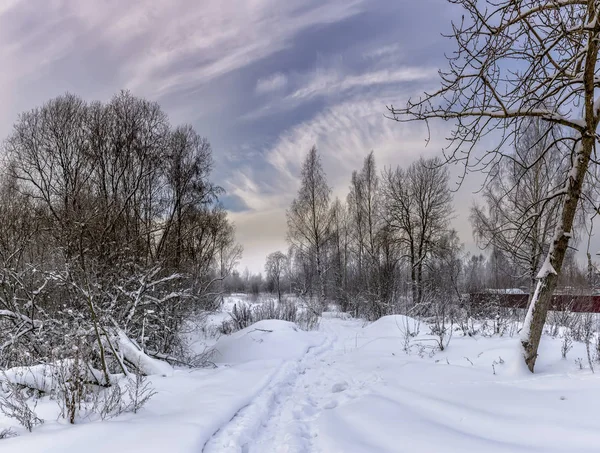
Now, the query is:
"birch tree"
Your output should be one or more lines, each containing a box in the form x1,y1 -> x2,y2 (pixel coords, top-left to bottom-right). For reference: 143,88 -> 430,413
471,117 -> 569,292
287,146 -> 332,303
388,0 -> 600,372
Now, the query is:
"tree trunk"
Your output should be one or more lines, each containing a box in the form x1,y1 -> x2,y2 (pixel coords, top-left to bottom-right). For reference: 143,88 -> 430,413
417,261 -> 423,306
522,137 -> 593,372
276,277 -> 281,304
316,251 -> 325,305
410,258 -> 417,306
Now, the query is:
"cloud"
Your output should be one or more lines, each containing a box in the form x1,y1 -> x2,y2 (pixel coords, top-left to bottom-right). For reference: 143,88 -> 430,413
242,57 -> 438,122
115,0 -> 367,98
0,0 -> 489,274
289,67 -> 438,102
256,73 -> 288,94
0,0 -> 367,104
363,43 -> 402,60
228,90 -> 445,218
229,208 -> 289,273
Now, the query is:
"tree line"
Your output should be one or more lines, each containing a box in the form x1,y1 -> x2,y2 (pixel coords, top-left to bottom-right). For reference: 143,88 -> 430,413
260,146 -> 458,320
261,119 -> 592,324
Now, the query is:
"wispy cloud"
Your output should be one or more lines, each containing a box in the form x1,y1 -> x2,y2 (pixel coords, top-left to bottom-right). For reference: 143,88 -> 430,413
242,62 -> 438,122
256,73 -> 288,94
117,0 -> 367,98
228,93 -> 444,214
363,43 -> 402,60
0,0 -> 367,100
289,67 -> 438,102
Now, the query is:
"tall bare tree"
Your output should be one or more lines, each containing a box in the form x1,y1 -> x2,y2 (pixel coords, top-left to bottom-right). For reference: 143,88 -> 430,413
382,157 -> 453,306
329,198 -> 350,309
388,0 -> 600,371
287,146 -> 332,303
347,152 -> 383,315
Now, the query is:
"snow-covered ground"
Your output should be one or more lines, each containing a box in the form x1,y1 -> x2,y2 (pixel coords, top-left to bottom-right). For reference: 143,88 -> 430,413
2,307 -> 600,452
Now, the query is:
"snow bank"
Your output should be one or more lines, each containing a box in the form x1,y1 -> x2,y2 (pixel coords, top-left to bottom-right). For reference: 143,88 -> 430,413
363,315 -> 421,337
213,320 -> 322,364
2,361 -> 108,392
321,311 -> 351,320
0,362 -> 282,453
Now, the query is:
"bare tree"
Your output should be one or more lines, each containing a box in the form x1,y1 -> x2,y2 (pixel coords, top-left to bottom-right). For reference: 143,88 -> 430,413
382,157 -> 453,307
287,146 -> 332,304
471,117 -> 569,293
265,251 -> 288,302
347,152 -> 384,316
158,125 -> 219,268
329,198 -> 350,309
7,94 -> 93,263
388,1 -> 600,372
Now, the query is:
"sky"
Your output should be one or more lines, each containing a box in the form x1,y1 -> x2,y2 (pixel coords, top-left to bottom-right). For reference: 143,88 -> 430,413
2,0 -> 592,274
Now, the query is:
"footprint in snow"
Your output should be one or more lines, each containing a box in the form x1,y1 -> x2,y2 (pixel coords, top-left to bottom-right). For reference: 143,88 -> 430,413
293,403 -> 318,419
331,381 -> 348,393
323,400 -> 338,409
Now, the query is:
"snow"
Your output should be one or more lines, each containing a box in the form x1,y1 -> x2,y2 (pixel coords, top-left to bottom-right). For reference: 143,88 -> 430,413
537,255 -> 557,279
3,311 -> 600,452
116,330 -> 174,377
213,319 -> 322,364
520,278 -> 544,343
0,363 -> 282,453
2,364 -> 57,393
484,288 -> 525,294
363,314 -> 421,335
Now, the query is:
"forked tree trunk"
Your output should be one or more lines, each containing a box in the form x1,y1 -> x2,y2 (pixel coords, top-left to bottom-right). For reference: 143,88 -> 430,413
522,136 -> 594,372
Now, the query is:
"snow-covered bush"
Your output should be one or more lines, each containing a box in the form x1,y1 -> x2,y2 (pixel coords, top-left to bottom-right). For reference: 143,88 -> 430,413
0,377 -> 43,432
561,331 -> 573,359
0,262 -> 180,423
219,297 -> 320,335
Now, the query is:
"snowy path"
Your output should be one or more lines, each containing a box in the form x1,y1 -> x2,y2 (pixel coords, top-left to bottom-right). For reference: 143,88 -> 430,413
206,315 -> 600,453
203,320 -> 345,453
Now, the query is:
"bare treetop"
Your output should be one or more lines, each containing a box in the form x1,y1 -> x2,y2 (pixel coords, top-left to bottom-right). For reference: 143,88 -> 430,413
389,0 -> 599,174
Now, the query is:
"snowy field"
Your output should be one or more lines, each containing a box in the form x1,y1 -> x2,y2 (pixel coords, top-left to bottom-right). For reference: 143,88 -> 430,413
2,299 -> 600,452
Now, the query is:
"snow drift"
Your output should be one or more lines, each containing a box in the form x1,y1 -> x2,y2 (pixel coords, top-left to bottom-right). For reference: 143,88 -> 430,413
213,320 -> 322,364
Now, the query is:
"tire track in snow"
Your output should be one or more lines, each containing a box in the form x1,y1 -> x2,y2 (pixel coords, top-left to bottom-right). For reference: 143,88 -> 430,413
202,333 -> 335,453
